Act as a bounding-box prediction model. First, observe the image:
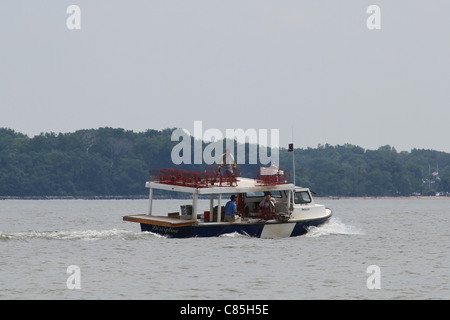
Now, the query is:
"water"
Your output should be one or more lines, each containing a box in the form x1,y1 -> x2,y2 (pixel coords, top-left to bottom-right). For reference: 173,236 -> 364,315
0,198 -> 448,299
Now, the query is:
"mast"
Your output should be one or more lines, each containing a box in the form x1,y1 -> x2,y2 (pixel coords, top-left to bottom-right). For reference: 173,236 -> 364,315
291,126 -> 295,187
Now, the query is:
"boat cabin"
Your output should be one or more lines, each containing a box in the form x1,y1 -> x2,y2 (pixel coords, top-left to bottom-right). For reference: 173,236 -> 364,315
140,167 -> 315,223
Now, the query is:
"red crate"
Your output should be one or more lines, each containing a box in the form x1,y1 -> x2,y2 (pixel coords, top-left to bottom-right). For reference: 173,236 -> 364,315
256,167 -> 290,185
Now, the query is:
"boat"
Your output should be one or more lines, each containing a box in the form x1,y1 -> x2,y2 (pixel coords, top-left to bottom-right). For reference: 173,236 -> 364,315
123,167 -> 332,238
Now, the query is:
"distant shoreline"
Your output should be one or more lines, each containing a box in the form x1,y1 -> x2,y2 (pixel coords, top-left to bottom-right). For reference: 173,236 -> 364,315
1,195 -> 450,200
315,196 -> 450,200
0,195 -> 149,200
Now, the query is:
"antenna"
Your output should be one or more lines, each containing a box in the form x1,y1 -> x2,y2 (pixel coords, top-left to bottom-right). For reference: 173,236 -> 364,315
291,126 -> 295,186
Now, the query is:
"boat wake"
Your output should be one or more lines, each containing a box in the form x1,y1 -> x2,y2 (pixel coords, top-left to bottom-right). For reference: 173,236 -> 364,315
0,218 -> 362,241
215,217 -> 364,239
305,217 -> 364,238
219,231 -> 251,238
0,229 -> 161,241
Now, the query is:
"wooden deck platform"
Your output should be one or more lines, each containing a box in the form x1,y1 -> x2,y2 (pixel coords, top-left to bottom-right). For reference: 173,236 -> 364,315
123,214 -> 197,228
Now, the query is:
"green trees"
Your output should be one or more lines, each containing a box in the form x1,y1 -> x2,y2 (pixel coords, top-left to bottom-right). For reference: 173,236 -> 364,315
279,144 -> 449,196
0,128 -> 151,197
1,127 -> 449,197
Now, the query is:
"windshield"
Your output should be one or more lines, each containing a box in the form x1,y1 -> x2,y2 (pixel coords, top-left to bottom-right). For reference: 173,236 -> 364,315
245,191 -> 283,198
294,191 -> 311,204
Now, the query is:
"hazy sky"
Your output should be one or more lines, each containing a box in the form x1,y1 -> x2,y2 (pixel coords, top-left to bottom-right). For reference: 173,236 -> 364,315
1,1 -> 449,152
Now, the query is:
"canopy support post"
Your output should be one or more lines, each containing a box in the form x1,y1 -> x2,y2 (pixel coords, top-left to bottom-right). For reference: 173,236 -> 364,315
209,194 -> 214,222
287,189 -> 292,215
192,191 -> 198,221
148,187 -> 153,216
217,194 -> 222,222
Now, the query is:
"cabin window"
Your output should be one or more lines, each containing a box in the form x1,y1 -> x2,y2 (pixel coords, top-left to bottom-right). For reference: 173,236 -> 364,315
245,191 -> 283,198
294,191 -> 311,204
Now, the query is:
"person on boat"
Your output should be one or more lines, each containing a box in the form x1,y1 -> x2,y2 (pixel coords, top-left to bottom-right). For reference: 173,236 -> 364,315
257,192 -> 276,219
224,195 -> 238,222
218,148 -> 236,178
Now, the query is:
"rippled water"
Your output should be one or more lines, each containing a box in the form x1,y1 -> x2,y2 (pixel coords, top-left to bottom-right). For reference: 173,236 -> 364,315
0,198 -> 449,299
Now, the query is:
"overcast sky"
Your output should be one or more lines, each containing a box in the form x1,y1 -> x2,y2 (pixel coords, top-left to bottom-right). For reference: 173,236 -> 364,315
1,1 -> 449,152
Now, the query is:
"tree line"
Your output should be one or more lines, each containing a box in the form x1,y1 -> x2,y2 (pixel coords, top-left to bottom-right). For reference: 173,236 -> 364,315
1,127 -> 449,197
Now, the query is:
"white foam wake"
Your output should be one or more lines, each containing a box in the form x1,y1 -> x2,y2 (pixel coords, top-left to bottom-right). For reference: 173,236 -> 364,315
0,229 -> 161,241
219,231 -> 251,238
305,217 -> 365,237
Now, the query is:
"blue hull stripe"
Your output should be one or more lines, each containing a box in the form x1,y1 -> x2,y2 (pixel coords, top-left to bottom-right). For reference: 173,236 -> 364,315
140,216 -> 331,238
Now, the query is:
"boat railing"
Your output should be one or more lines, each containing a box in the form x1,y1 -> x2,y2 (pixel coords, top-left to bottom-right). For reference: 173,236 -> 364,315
205,165 -> 241,187
149,166 -> 290,188
149,167 -> 241,188
150,168 -> 212,188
